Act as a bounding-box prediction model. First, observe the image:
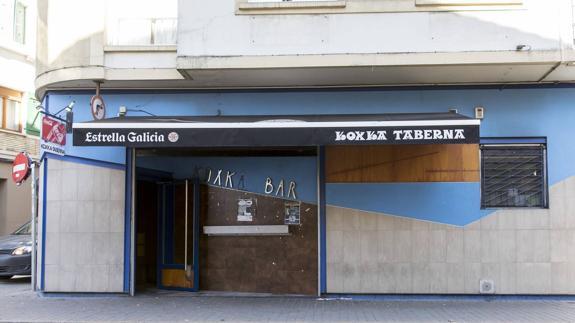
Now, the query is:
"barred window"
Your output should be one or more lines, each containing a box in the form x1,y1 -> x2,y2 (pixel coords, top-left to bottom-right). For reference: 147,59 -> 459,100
480,143 -> 547,208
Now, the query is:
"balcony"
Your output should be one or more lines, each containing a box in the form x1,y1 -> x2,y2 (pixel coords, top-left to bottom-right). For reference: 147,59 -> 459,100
107,18 -> 177,47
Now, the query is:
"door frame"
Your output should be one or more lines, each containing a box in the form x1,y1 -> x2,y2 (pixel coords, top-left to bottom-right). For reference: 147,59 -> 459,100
156,179 -> 200,292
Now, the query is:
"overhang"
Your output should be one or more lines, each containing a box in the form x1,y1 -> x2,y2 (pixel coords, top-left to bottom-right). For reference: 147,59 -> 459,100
72,112 -> 480,147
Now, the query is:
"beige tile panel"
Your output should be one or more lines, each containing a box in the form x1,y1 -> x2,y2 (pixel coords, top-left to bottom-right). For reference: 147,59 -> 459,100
43,159 -> 126,293
429,230 -> 447,262
325,176 -> 575,294
516,263 -> 551,294
446,263 -> 465,293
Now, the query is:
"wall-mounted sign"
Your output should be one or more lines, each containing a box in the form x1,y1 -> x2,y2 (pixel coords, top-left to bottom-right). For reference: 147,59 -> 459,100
41,116 -> 66,156
90,95 -> 106,120
12,152 -> 31,185
237,198 -> 255,222
265,178 -> 297,200
73,125 -> 479,147
72,113 -> 480,147
284,202 -> 301,225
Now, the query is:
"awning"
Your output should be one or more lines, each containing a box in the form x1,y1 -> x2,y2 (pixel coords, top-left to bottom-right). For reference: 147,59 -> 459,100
72,112 -> 480,147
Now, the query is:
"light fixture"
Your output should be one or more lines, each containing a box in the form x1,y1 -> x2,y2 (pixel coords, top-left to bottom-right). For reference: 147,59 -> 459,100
516,44 -> 531,51
117,105 -> 156,117
475,106 -> 485,119
118,105 -> 127,117
31,101 -> 75,133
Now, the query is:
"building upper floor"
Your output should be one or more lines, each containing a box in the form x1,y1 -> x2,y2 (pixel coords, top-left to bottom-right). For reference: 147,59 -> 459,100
0,0 -> 39,160
1,0 -> 35,93
0,86 -> 40,162
35,0 -> 575,97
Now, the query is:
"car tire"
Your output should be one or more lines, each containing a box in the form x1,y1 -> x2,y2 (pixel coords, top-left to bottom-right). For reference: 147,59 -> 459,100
0,276 -> 12,280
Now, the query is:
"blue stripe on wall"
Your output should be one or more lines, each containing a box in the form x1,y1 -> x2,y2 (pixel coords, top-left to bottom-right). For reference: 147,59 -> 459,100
123,148 -> 131,293
318,147 -> 327,294
40,159 -> 47,291
326,182 -> 492,226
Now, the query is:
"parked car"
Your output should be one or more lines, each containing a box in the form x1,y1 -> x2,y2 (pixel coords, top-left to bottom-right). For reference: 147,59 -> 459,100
0,222 -> 32,279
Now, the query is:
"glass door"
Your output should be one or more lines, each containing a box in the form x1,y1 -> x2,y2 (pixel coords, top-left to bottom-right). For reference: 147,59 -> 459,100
158,179 -> 199,291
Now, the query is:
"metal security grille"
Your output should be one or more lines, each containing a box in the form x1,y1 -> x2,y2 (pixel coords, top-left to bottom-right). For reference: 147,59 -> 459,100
481,144 -> 547,208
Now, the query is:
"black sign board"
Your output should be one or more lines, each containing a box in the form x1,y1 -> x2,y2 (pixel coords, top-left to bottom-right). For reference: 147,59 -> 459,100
72,113 -> 480,147
73,125 -> 479,147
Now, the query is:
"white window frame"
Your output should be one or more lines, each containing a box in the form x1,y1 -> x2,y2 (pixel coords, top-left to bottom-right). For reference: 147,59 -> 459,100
237,0 -> 523,14
12,0 -> 26,45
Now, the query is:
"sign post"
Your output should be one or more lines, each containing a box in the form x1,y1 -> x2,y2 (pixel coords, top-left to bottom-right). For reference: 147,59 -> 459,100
11,153 -> 36,291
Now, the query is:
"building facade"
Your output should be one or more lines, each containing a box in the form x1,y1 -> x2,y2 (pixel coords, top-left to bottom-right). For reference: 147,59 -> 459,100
35,0 -> 575,296
0,0 -> 39,235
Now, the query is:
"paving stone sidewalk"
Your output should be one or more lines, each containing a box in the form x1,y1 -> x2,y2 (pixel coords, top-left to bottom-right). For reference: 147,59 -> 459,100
3,277 -> 575,322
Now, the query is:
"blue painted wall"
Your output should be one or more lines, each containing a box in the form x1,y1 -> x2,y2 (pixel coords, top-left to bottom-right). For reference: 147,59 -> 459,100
45,87 -> 575,225
326,183 -> 492,226
137,156 -> 318,204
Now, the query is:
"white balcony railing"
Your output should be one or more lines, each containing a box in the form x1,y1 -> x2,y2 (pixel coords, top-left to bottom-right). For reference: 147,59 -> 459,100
108,18 -> 177,46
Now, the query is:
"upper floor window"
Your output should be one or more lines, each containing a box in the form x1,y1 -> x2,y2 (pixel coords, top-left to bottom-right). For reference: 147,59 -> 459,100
0,87 -> 22,132
0,97 -> 21,132
237,0 -> 521,15
13,0 -> 26,44
115,18 -> 177,46
106,0 -> 177,46
480,141 -> 548,208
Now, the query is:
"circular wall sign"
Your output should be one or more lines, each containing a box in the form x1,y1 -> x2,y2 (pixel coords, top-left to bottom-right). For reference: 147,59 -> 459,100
12,153 -> 30,185
90,95 -> 106,120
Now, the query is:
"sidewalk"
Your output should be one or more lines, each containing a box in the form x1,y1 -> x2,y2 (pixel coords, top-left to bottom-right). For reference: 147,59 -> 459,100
2,277 -> 575,322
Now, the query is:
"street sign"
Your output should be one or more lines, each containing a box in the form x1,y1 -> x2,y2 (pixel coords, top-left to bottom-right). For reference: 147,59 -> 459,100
12,152 -> 30,185
41,116 -> 66,156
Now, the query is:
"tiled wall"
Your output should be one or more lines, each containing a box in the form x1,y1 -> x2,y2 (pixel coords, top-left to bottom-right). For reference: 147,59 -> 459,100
42,158 -> 125,292
326,176 -> 575,294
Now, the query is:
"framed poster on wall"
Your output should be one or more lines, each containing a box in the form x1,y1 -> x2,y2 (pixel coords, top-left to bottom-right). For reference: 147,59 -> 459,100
284,202 -> 301,225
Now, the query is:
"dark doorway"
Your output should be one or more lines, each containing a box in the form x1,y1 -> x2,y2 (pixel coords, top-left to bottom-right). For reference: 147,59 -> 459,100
135,179 -> 159,291
156,180 -> 199,291
134,147 -> 318,295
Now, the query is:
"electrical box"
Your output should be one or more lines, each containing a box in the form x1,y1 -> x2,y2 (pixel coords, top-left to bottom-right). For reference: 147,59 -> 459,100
475,106 -> 485,119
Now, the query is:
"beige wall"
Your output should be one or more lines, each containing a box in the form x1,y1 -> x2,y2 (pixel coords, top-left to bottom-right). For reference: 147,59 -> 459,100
42,158 -> 125,293
326,176 -> 575,294
0,161 -> 32,235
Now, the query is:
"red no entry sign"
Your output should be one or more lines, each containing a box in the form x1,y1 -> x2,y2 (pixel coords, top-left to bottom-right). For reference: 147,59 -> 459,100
12,152 -> 31,185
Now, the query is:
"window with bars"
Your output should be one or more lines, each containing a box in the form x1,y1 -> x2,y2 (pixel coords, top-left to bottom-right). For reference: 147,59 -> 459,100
480,143 -> 547,208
